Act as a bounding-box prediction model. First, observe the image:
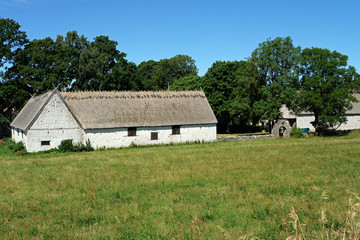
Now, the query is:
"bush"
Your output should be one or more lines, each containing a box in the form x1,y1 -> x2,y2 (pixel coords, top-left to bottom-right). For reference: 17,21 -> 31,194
5,138 -> 26,153
73,139 -> 94,152
58,139 -> 94,152
58,140 -> 74,152
290,127 -> 305,138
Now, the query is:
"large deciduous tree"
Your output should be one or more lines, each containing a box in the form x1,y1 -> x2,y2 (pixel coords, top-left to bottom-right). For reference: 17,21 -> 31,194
298,47 -> 360,133
0,18 -> 28,133
170,75 -> 203,91
5,37 -> 75,94
250,36 -> 300,129
56,30 -> 89,86
135,60 -> 158,90
73,35 -> 137,91
203,61 -> 261,133
0,18 -> 28,68
136,55 -> 198,90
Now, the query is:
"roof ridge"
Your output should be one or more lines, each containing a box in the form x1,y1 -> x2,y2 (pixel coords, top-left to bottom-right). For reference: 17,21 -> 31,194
60,90 -> 206,100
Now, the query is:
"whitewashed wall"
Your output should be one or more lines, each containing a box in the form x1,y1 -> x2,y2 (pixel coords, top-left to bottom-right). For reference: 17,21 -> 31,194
297,115 -> 360,131
25,94 -> 84,152
12,127 -> 26,143
85,124 -> 217,149
334,115 -> 360,130
296,115 -> 316,132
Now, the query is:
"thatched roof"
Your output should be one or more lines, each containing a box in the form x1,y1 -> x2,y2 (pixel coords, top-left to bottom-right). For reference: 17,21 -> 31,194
60,91 -> 217,129
11,91 -> 54,130
11,90 -> 217,130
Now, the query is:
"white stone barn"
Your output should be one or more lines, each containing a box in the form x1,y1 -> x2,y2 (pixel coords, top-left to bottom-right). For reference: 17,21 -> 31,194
272,94 -> 360,136
296,94 -> 360,131
11,89 -> 217,152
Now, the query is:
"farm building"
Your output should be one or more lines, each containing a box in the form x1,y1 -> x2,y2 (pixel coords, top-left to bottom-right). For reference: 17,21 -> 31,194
10,89 -> 217,152
272,94 -> 360,137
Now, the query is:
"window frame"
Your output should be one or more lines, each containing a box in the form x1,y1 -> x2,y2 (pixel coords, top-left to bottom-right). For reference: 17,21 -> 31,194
172,125 -> 180,135
41,140 -> 50,146
151,132 -> 158,140
128,127 -> 137,137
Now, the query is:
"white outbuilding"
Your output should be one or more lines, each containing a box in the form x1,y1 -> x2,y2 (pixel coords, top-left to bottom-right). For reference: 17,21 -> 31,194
296,94 -> 360,132
11,89 -> 217,152
272,94 -> 360,136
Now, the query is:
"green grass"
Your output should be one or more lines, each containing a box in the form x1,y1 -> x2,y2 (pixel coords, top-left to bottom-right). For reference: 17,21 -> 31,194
1,132 -> 360,239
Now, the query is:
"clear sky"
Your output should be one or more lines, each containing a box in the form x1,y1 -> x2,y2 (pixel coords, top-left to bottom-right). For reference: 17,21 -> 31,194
1,0 -> 359,76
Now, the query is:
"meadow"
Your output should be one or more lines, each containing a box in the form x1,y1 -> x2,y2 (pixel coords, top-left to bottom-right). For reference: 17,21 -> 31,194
0,132 -> 360,239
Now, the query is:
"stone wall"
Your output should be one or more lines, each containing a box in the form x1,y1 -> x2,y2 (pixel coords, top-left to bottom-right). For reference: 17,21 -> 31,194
217,134 -> 271,142
272,119 -> 293,137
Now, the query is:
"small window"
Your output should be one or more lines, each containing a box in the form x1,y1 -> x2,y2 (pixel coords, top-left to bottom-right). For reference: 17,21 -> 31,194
128,127 -> 137,136
41,141 -> 50,146
172,125 -> 180,135
151,132 -> 158,140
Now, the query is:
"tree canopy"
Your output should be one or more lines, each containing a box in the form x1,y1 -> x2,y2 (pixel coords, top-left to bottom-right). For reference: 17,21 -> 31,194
250,36 -> 301,127
297,47 -> 360,133
0,18 -> 28,69
136,55 -> 198,90
203,61 -> 262,132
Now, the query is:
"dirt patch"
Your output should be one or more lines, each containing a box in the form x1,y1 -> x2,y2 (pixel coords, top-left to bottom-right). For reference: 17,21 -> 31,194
0,139 -> 5,145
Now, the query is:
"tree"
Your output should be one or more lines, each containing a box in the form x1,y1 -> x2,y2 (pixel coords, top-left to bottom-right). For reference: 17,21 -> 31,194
5,37 -> 75,94
135,60 -> 158,90
136,55 -> 198,90
203,61 -> 261,133
167,54 -> 198,80
170,75 -> 203,90
250,36 -> 301,128
56,31 -> 89,86
298,47 -> 360,133
0,18 -> 28,68
73,35 -> 136,91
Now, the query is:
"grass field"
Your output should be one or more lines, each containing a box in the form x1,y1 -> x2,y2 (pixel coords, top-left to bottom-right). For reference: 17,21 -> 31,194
1,133 -> 360,239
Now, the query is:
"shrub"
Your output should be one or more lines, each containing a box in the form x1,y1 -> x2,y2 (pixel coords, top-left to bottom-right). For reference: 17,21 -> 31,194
290,127 -> 305,138
5,138 -> 26,153
73,139 -> 94,152
58,140 -> 75,152
58,139 -> 94,152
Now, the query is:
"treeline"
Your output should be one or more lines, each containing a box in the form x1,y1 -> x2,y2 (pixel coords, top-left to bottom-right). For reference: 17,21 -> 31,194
1,18 -> 360,133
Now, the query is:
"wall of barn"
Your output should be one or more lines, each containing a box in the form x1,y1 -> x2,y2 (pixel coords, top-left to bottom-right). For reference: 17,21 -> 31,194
85,124 -> 217,149
12,127 -> 27,143
25,93 -> 85,152
336,115 -> 360,130
297,115 -> 360,132
296,115 -> 315,132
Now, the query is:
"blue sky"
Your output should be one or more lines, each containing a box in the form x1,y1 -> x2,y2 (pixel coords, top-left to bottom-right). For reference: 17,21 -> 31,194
1,0 -> 360,76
